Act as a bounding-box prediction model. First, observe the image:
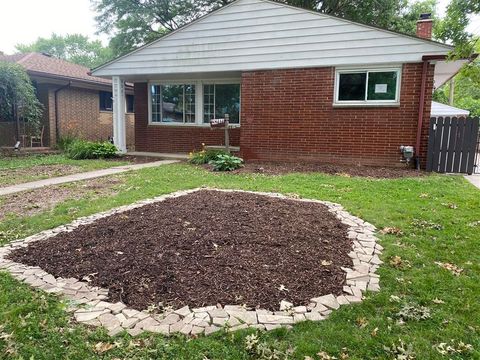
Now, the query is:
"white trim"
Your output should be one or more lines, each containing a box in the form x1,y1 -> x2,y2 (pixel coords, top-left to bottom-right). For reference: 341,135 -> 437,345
148,79 -> 241,127
333,66 -> 402,106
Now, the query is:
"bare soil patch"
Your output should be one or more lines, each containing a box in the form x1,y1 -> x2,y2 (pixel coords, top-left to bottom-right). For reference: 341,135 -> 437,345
0,176 -> 124,221
9,190 -> 352,311
0,164 -> 82,187
217,162 -> 426,179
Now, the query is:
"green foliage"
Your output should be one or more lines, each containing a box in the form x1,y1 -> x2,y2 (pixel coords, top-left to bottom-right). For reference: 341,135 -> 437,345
15,33 -> 113,68
434,0 -> 480,58
433,39 -> 480,117
188,147 -> 227,165
0,61 -> 43,133
66,140 -> 117,160
91,0 -> 438,57
208,153 -> 244,171
56,134 -> 78,151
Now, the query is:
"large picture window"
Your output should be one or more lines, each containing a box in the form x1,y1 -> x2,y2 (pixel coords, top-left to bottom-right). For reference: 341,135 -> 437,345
335,68 -> 400,105
151,84 -> 196,123
203,83 -> 240,124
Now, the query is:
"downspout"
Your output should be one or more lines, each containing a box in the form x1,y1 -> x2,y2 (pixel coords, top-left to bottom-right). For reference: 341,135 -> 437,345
54,82 -> 71,142
415,59 -> 429,170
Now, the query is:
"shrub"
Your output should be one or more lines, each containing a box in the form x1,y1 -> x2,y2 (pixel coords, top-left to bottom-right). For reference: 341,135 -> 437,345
56,134 -> 78,151
209,153 -> 244,171
188,146 -> 227,165
66,140 -> 117,160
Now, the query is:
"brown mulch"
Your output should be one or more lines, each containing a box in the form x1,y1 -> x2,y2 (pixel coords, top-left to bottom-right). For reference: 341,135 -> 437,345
0,176 -> 124,221
225,162 -> 426,179
9,190 -> 352,311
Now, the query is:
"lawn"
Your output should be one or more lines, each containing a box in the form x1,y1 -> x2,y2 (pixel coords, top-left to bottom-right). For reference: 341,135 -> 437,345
0,164 -> 479,359
0,154 -> 130,187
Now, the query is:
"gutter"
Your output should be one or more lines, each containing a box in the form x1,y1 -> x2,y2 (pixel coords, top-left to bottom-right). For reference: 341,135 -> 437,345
54,82 -> 71,142
415,59 -> 429,170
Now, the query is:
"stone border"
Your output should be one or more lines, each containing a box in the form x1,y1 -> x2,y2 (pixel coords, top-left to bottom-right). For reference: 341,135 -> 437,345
0,188 -> 383,337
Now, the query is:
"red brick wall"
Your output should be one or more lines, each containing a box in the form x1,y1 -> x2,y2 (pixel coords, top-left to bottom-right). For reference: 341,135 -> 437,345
416,20 -> 433,39
56,87 -> 135,149
134,83 -> 240,153
240,63 -> 434,167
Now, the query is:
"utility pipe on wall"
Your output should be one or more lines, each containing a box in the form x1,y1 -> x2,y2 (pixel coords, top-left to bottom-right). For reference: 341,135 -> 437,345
415,59 -> 429,170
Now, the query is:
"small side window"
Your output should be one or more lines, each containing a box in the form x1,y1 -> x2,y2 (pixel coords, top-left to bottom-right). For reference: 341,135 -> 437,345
99,91 -> 113,111
126,95 -> 134,113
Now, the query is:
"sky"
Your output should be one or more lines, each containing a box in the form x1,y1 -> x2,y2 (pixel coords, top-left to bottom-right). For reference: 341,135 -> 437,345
0,0 -> 479,54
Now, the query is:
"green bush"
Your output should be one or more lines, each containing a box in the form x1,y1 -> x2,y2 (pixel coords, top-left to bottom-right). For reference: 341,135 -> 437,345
209,153 -> 244,171
66,140 -> 117,160
56,135 -> 78,151
188,148 -> 227,165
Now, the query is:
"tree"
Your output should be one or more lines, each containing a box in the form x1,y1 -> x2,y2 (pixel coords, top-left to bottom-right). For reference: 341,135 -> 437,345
16,33 -> 113,68
91,0 -> 437,57
0,61 -> 43,136
433,39 -> 480,116
434,0 -> 480,58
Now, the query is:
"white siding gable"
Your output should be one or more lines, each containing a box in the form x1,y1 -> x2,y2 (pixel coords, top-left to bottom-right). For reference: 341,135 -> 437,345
93,0 -> 451,77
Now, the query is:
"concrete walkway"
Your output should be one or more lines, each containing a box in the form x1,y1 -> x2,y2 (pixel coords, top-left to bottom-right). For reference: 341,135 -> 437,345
0,160 -> 178,196
465,175 -> 480,189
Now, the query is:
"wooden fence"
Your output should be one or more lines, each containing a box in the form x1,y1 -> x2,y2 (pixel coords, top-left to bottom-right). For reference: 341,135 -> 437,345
426,117 -> 480,174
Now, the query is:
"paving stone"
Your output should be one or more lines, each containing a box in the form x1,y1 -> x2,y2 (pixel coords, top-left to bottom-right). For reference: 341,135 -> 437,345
264,324 -> 283,331
190,318 -> 210,327
367,283 -> 381,292
42,274 -> 57,285
191,326 -> 205,335
311,294 -> 340,310
127,327 -> 143,337
212,317 -> 229,326
170,320 -> 187,333
180,324 -> 193,335
136,317 -> 160,330
345,296 -> 362,303
160,313 -> 180,325
205,325 -> 221,335
370,255 -> 383,265
257,314 -> 293,325
279,300 -> 293,311
312,303 -> 329,313
75,310 -> 108,322
108,326 -> 124,337
192,306 -> 216,313
293,313 -> 306,323
193,312 -> 209,320
122,309 -> 140,318
147,325 -> 170,335
121,317 -> 141,329
115,313 -> 127,324
336,296 -> 350,305
208,308 -> 228,318
293,306 -> 307,314
224,305 -> 246,311
304,312 -> 324,321
229,324 -> 249,332
174,306 -> 191,317
228,310 -> 258,325
109,302 -> 127,314
98,313 -> 121,331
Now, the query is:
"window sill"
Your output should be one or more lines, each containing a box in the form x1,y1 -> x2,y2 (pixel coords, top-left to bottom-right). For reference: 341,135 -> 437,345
332,102 -> 400,108
148,122 -> 240,128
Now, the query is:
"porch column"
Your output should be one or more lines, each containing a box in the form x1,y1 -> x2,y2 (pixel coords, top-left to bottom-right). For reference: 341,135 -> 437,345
112,76 -> 127,153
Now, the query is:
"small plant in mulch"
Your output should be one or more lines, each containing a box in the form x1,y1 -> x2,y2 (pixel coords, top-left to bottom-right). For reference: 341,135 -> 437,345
411,219 -> 443,231
209,154 -> 244,171
395,303 -> 431,324
434,340 -> 474,357
383,340 -> 416,360
188,144 -> 227,165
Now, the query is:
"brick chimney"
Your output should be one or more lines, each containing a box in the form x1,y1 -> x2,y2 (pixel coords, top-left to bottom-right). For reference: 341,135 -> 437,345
416,13 -> 433,39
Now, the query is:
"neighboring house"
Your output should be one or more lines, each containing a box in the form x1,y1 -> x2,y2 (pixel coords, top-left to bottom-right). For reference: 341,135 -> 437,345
0,52 -> 135,148
92,0 -> 469,167
431,101 -> 470,118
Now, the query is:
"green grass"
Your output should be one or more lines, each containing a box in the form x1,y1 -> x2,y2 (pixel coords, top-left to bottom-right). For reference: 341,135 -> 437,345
0,164 -> 479,359
0,154 -> 130,186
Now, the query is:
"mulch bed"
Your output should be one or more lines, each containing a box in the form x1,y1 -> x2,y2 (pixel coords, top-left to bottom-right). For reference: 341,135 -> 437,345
8,190 -> 352,311
215,162 -> 427,178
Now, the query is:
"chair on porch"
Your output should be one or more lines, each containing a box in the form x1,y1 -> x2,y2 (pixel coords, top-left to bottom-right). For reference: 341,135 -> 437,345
30,126 -> 45,148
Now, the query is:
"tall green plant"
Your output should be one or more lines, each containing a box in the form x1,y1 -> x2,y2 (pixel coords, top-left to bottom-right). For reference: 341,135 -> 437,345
0,61 -> 43,134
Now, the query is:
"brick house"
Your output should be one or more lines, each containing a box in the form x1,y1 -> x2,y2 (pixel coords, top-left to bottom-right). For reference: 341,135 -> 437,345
92,0 -> 468,167
0,52 -> 135,148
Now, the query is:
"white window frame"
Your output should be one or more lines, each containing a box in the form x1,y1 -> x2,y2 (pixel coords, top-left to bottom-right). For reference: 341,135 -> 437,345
148,79 -> 241,127
334,66 -> 402,107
